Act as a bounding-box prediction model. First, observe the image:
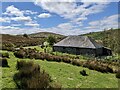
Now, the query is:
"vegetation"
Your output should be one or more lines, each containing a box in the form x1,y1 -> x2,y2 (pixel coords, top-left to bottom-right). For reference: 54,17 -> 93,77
46,35 -> 56,46
23,34 -> 29,38
1,28 -> 120,55
29,32 -> 65,41
14,60 -> 52,89
0,58 -> 9,67
1,28 -> 120,88
83,28 -> 120,54
0,52 -> 9,58
1,50 -> 118,88
14,48 -> 119,73
1,41 -> 15,51
1,34 -> 46,48
80,70 -> 88,76
0,32 -> 65,51
116,69 -> 120,79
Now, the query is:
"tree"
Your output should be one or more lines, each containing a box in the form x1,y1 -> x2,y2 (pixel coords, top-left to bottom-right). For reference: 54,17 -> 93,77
23,34 -> 28,38
46,35 -> 56,46
102,29 -> 109,47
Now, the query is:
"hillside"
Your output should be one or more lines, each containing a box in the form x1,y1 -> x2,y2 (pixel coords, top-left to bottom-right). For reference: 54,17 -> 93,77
1,30 -> 120,89
29,32 -> 65,43
81,28 -> 120,54
1,34 -> 44,47
82,28 -> 120,40
0,32 -> 65,49
1,50 -> 118,88
1,29 -> 120,54
29,32 -> 65,38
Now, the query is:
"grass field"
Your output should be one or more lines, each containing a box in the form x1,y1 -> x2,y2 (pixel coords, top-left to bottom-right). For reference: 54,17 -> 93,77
1,50 -> 119,88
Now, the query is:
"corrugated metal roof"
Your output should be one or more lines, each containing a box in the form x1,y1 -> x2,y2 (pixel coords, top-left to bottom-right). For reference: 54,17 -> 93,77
54,36 -> 103,48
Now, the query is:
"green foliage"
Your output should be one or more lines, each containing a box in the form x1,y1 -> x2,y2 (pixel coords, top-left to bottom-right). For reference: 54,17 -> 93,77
0,58 -> 9,67
116,69 -> 120,79
1,50 -> 118,88
83,28 -> 120,54
14,49 -> 27,58
0,52 -> 9,58
23,34 -> 28,38
83,60 -> 113,73
46,35 -> 56,46
14,48 -> 118,73
16,60 -> 34,70
72,59 -> 81,66
80,70 -> 88,76
2,41 -> 15,51
14,60 -> 51,89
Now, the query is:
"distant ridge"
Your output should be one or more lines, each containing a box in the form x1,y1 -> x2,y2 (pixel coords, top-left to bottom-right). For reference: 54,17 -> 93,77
29,32 -> 65,38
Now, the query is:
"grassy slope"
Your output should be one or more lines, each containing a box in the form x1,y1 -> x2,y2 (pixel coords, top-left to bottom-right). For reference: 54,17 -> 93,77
1,51 -> 17,89
29,32 -> 65,43
81,29 -> 120,40
1,32 -> 65,48
1,50 -> 118,88
29,32 -> 65,38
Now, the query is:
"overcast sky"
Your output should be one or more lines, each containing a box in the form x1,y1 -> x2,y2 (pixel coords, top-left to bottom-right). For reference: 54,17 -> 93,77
0,0 -> 119,35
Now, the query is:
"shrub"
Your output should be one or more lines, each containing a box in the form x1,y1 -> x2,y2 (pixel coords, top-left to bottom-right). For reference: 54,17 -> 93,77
35,53 -> 41,59
50,82 -> 62,89
14,48 -> 115,74
6,47 -> 15,51
80,70 -> 88,76
14,60 -> 51,89
62,57 -> 71,63
0,52 -> 9,58
105,66 -> 113,73
16,60 -> 34,70
29,52 -> 36,59
0,58 -> 9,67
23,34 -> 28,38
82,60 -> 114,73
14,50 -> 26,58
116,69 -> 120,79
72,59 -> 81,66
2,42 -> 15,51
53,56 -> 62,62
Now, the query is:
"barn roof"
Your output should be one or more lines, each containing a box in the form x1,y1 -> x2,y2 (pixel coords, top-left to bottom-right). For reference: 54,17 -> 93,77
54,36 -> 103,48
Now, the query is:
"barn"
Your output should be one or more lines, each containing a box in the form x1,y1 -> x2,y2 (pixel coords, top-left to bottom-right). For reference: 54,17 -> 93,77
53,36 -> 112,56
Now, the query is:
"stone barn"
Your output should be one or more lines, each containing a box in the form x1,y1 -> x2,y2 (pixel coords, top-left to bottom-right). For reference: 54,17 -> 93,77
53,36 -> 112,56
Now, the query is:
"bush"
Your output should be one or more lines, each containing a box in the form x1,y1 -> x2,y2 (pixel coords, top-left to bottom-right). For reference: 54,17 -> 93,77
116,69 -> 120,79
14,50 -> 26,58
14,60 -> 51,89
80,70 -> 88,76
50,82 -> 62,89
53,56 -> 62,62
34,53 -> 41,59
0,52 -> 9,58
16,60 -> 34,70
14,48 -> 115,74
23,34 -> 28,38
2,42 -> 15,51
72,59 -> 81,66
62,57 -> 71,63
0,58 -> 9,67
82,60 -> 114,73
